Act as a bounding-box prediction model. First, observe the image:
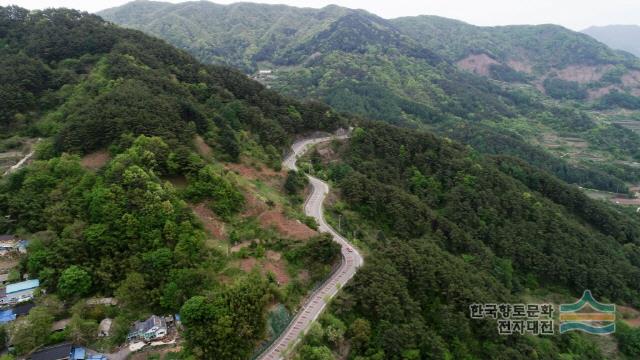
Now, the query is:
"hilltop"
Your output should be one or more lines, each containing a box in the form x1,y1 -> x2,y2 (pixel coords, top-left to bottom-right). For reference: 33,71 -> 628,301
3,4 -> 640,359
100,1 -> 640,197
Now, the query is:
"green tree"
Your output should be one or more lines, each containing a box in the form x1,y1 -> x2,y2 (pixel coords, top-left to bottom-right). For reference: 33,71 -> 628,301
57,266 -> 92,300
68,315 -> 98,345
11,306 -> 54,355
284,170 -> 306,195
115,272 -> 146,311
296,345 -> 334,360
616,322 -> 640,357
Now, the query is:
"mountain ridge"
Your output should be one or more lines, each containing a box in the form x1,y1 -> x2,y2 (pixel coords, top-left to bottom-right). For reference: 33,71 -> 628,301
99,0 -> 640,196
583,24 -> 640,58
5,4 -> 640,359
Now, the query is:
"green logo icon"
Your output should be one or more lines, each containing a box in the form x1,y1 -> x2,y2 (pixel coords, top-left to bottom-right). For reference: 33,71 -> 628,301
559,290 -> 615,334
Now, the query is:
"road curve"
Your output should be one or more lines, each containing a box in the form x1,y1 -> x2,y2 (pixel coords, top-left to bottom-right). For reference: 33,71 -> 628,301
257,135 -> 363,360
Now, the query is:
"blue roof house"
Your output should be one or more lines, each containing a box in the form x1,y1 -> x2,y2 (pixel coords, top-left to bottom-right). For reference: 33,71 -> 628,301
1,279 -> 39,305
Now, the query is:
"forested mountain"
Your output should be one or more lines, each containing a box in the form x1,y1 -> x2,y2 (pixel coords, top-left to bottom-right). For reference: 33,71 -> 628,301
100,1 -> 640,196
583,25 -> 640,58
0,5 -> 344,357
392,16 -> 640,99
4,3 -> 640,360
293,120 -> 640,359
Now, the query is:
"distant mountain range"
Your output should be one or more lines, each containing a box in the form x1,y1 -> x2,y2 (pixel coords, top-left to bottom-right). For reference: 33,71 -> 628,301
583,25 -> 640,57
99,1 -> 640,194
6,4 -> 640,360
98,1 -> 640,104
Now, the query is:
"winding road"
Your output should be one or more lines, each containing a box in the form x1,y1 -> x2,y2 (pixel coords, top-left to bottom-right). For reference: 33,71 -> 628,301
257,135 -> 363,360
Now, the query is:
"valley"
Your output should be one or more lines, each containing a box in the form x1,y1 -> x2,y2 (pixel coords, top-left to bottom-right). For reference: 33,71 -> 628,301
2,2 -> 640,360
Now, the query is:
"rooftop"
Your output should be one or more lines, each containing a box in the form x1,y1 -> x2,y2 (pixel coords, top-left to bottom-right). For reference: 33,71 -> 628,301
52,318 -> 71,332
13,302 -> 35,316
133,315 -> 166,333
6,279 -> 39,294
30,342 -> 73,360
71,347 -> 85,360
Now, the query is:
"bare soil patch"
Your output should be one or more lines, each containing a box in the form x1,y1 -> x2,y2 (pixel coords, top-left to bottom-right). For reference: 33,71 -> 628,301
238,257 -> 258,272
0,258 -> 19,272
225,161 -> 281,181
236,251 -> 290,285
588,85 -> 619,100
456,54 -> 499,76
622,70 -> 640,87
190,203 -> 226,240
619,305 -> 640,327
555,64 -> 613,84
81,150 -> 110,170
258,210 -> 317,240
506,59 -> 533,74
230,240 -> 253,253
242,191 -> 270,218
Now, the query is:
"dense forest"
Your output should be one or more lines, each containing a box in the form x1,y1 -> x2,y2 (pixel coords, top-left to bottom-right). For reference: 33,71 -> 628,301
0,6 -> 343,357
100,1 -> 640,195
295,121 -> 640,359
4,3 -> 640,360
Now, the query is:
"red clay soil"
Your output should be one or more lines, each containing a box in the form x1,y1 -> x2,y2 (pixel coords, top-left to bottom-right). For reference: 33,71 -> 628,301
258,210 -> 317,240
81,150 -> 110,170
230,240 -> 253,253
619,305 -> 640,327
238,257 -> 258,272
456,53 -> 499,76
242,192 -> 270,218
225,161 -> 281,181
237,251 -> 290,285
190,203 -> 226,240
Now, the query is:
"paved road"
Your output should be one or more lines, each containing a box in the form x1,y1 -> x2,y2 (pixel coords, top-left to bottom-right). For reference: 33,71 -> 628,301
257,135 -> 363,360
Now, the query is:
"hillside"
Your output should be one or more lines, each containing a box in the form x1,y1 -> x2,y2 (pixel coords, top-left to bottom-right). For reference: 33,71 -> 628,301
0,5 -> 344,357
100,1 -> 640,197
292,120 -> 640,359
5,4 -> 640,360
583,25 -> 640,58
392,16 -> 640,100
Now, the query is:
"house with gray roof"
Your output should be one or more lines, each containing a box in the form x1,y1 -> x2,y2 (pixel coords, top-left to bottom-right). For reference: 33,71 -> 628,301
127,315 -> 168,342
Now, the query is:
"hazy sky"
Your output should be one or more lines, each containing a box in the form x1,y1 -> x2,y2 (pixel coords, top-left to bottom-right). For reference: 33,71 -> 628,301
1,0 -> 639,30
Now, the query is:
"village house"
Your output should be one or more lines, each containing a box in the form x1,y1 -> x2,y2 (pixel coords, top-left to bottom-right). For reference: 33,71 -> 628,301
29,344 -> 103,360
0,279 -> 39,305
0,302 -> 34,324
0,235 -> 28,255
52,318 -> 72,332
30,342 -> 73,360
127,315 -> 168,342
